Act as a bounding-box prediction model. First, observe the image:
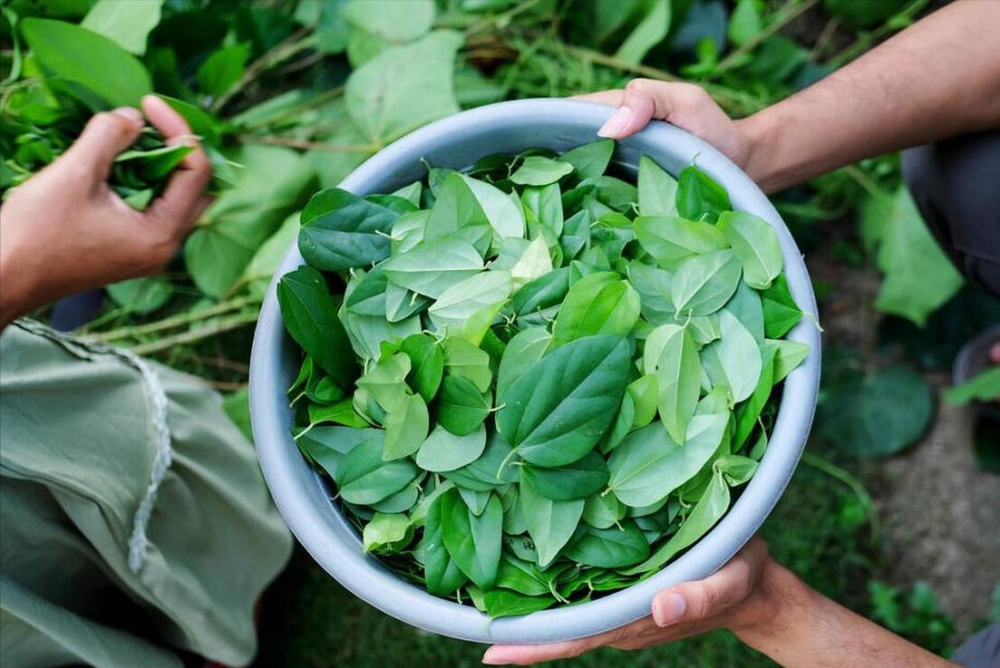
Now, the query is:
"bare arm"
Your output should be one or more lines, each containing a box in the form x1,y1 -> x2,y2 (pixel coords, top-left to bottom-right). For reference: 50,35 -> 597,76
582,0 -> 1000,193
741,0 -> 1000,191
483,538 -> 956,668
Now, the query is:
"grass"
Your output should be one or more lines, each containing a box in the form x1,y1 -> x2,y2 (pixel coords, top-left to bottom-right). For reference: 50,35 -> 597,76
255,447 -> 874,668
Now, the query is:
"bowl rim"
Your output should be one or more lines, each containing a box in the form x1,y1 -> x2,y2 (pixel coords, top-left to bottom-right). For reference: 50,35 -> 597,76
249,98 -> 822,644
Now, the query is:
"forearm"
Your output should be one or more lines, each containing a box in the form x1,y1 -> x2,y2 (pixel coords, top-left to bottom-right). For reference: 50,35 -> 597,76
734,562 -> 954,668
738,0 -> 1000,193
0,241 -> 32,330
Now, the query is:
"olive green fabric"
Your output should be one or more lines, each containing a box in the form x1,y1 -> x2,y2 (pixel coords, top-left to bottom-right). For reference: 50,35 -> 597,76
0,319 -> 293,668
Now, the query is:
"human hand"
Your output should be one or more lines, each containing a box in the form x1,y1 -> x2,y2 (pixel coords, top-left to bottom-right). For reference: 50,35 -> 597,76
0,95 -> 211,327
483,537 -> 781,666
577,79 -> 755,177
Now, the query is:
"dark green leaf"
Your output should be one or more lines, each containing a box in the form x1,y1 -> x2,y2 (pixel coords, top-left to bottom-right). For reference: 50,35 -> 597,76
521,451 -> 610,501
564,520 -> 650,568
299,188 -> 401,272
441,489 -> 502,589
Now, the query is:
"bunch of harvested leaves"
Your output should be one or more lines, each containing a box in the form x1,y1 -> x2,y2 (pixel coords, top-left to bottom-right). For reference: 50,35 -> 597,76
280,139 -> 811,618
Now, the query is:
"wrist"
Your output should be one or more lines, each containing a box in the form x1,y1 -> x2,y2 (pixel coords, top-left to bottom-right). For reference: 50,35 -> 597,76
736,111 -> 782,194
725,557 -> 811,644
0,234 -> 37,328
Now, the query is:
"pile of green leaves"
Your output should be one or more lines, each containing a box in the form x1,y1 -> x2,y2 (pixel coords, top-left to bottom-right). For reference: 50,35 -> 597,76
1,13 -> 236,208
277,140 -> 811,617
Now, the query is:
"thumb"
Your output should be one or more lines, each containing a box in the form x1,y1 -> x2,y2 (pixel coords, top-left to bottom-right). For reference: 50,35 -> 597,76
63,107 -> 145,181
651,546 -> 761,627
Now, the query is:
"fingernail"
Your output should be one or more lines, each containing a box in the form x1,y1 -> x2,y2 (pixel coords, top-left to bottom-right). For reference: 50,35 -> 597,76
597,105 -> 633,138
482,648 -> 511,665
112,107 -> 143,125
652,591 -> 686,627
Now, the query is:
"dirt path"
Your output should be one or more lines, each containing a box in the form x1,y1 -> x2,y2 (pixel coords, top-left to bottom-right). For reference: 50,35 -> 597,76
870,390 -> 1000,631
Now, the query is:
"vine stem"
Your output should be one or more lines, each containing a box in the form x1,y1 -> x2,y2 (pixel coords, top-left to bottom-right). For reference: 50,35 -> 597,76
714,0 -> 820,76
125,312 -> 260,356
213,29 -> 320,113
238,134 -> 377,153
86,295 -> 259,342
801,451 -> 879,540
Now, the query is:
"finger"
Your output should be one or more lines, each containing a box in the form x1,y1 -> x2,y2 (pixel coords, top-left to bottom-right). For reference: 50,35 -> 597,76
572,90 -> 625,106
597,79 -> 717,140
482,621 -> 639,666
141,96 -> 212,227
62,108 -> 144,181
652,538 -> 768,627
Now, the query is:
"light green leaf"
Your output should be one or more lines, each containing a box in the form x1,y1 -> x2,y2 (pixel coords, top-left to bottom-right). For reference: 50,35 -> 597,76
718,211 -> 783,290
382,236 -> 484,298
383,392 -> 429,460
670,250 -> 742,316
335,435 -> 419,505
561,139 -> 614,179
196,43 -> 249,99
861,188 -> 963,326
106,277 -> 172,315
244,213 -> 300,300
653,325 -> 702,443
509,236 -> 553,290
81,0 -> 163,55
945,367 -> 1000,405
496,327 -> 552,401
459,174 -> 525,239
728,0 -> 763,47
436,375 -> 491,436
701,309 -> 763,403
346,30 -> 463,145
637,155 -> 678,216
769,338 -> 809,383
615,0 -> 671,65
552,272 -> 641,347
425,172 -> 490,240
344,0 -> 435,43
441,337 -> 492,392
363,513 -> 412,553
608,414 -> 727,508
520,476 -> 584,567
429,270 -> 512,331
510,156 -> 574,186
635,215 -> 728,269
416,424 -> 488,472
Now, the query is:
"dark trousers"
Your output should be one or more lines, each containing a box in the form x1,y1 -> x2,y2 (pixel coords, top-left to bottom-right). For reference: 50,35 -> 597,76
903,129 -> 1000,298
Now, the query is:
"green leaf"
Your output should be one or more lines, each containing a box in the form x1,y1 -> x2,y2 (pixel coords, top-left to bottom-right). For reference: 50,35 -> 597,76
770,338 -> 809,383
676,165 -> 731,222
734,343 -> 776,451
762,274 -> 803,338
510,236 -> 555,291
416,424 -> 488,472
637,155 -> 678,216
495,555 -> 550,596
363,512 -> 412,553
621,469 -> 730,575
335,434 -> 419,504
81,0 -> 163,55
297,425 -> 378,478
608,413 -> 727,508
945,367 -> 1000,405
423,492 -> 467,595
564,520 -> 650,568
244,213 -> 300,300
552,272 -> 641,347
520,475 -> 585,567
510,156 -> 574,186
561,139 -> 614,180
441,489 -> 502,589
441,337 -> 492,392
299,188 -> 401,272
727,280 -> 765,345
346,30 -> 463,145
278,265 -> 357,388
429,270 -> 512,332
670,250 -> 742,316
399,334 -> 444,402
651,324 -> 702,443
701,309 -> 763,403
583,493 -> 626,529
628,374 -> 659,429
861,188 -> 963,326
436,375 -> 491,436
106,277 -> 172,315
357,353 -> 411,411
818,365 -> 932,457
483,589 -> 556,618
187,145 -> 315,297
717,211 -> 783,290
370,481 -> 420,513
459,174 -> 525,239
496,328 -> 552,401
196,43 -> 249,99
382,236 -> 484,298
635,215 -> 728,269
728,0 -> 763,47
343,0 -> 435,43
443,431 -> 519,492
307,397 -> 367,429
498,335 -> 632,467
383,393 -> 429,460
615,0 -> 671,65
424,172 -> 490,240
521,451 -> 610,502
22,17 -> 152,109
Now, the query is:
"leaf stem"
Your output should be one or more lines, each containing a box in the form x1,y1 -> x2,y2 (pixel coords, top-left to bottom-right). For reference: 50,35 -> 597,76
800,451 -> 878,540
86,295 -> 259,342
238,134 -> 377,153
128,312 -> 260,356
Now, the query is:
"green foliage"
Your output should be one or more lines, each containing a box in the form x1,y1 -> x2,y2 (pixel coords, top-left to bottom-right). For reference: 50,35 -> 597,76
944,367 -> 1000,405
280,142 -> 809,616
869,581 -> 957,655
